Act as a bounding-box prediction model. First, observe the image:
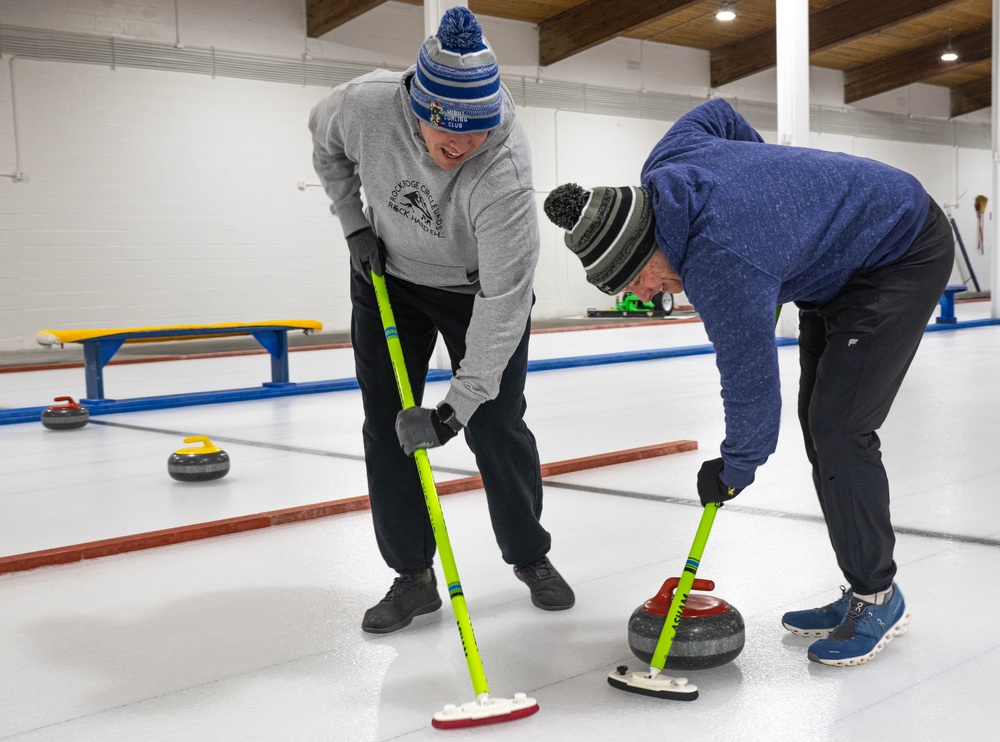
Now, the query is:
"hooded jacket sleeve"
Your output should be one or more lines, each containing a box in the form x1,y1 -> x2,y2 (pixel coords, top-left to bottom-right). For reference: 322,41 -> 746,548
679,239 -> 783,490
308,84 -> 371,238
440,151 -> 539,425
641,99 -> 779,489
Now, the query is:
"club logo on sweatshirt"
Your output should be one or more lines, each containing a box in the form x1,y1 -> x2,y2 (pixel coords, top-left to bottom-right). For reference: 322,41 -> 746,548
388,179 -> 444,238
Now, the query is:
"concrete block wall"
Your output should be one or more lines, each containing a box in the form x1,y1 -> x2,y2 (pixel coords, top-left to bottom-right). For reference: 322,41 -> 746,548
0,0 -> 993,351
0,59 -> 343,349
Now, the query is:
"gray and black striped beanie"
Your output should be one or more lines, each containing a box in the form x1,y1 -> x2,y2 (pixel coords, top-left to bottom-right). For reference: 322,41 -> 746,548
544,183 -> 657,295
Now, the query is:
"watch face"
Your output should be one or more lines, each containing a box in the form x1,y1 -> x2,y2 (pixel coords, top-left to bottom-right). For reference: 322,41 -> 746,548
438,403 -> 461,431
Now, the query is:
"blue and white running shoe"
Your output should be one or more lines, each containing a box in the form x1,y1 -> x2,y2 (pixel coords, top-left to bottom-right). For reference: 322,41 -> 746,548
781,586 -> 852,638
807,584 -> 911,666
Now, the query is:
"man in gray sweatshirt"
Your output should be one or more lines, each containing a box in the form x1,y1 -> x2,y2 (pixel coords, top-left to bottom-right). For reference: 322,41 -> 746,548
309,7 -> 574,633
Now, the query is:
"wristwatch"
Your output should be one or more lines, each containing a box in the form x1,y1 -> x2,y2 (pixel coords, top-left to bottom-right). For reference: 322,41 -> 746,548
436,403 -> 463,432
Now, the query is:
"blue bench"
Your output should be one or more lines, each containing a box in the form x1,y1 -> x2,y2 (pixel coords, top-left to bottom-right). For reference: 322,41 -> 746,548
36,320 -> 322,400
936,284 -> 968,324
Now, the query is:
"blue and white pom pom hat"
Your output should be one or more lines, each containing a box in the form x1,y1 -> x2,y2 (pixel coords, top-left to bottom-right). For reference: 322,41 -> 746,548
410,7 -> 502,132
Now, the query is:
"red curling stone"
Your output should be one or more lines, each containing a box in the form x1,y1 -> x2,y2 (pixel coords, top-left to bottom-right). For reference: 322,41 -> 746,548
41,396 -> 89,430
627,577 -> 745,671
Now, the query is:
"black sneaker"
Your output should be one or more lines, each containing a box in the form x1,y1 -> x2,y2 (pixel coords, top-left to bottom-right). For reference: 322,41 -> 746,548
514,556 -> 575,611
361,569 -> 443,634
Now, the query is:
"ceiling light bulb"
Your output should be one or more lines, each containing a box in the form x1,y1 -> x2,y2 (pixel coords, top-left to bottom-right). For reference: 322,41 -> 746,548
941,28 -> 958,62
716,4 -> 736,22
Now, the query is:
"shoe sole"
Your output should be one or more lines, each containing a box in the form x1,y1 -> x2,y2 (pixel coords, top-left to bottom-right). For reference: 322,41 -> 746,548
807,610 -> 912,667
782,622 -> 835,639
361,595 -> 443,635
513,568 -> 575,611
530,595 -> 575,611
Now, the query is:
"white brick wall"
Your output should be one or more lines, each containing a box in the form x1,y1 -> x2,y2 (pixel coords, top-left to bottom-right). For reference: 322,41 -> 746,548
0,59 -> 346,349
0,0 -> 993,351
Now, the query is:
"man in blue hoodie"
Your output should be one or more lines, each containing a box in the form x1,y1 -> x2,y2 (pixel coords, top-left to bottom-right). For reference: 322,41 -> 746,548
543,98 -> 954,667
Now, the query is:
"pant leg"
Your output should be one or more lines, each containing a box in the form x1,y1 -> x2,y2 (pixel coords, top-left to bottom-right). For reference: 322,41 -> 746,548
351,269 -> 439,571
802,200 -> 954,593
797,310 -> 825,500
456,317 -> 550,566
405,285 -> 551,566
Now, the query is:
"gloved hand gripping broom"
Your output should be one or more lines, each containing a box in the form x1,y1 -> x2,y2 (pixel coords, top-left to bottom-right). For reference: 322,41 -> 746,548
371,271 -> 539,729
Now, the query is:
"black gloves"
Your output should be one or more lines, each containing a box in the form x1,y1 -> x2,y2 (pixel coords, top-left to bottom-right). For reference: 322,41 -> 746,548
395,403 -> 463,456
346,227 -> 385,282
697,457 -> 743,507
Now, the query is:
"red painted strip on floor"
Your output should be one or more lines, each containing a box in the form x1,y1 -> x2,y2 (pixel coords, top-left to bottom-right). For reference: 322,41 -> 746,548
0,516 -> 273,573
0,439 -> 698,574
530,317 -> 701,334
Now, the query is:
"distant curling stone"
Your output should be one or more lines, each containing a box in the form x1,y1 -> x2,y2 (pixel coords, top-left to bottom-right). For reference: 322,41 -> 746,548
628,577 -> 744,671
168,435 -> 230,482
41,396 -> 89,430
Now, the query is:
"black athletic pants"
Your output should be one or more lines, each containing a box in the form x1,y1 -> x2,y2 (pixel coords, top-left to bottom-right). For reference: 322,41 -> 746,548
797,199 -> 955,595
350,269 -> 551,572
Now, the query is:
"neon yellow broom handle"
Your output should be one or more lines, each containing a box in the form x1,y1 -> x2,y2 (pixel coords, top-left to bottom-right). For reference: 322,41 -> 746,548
650,501 -> 721,671
371,272 -> 490,698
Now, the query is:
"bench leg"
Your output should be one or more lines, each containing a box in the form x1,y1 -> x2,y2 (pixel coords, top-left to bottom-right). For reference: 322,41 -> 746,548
936,291 -> 958,324
250,330 -> 290,384
82,339 -> 125,399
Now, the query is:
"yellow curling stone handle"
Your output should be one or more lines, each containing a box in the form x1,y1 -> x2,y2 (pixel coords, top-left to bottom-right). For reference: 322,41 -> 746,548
174,436 -> 223,455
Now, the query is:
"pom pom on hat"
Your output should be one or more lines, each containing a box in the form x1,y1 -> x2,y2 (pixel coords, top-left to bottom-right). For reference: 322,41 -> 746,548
436,6 -> 485,51
544,183 -> 591,230
410,7 -> 502,133
544,182 -> 658,295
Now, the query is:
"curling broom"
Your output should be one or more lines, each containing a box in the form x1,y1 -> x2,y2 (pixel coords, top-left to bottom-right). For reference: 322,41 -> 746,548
372,271 -> 539,729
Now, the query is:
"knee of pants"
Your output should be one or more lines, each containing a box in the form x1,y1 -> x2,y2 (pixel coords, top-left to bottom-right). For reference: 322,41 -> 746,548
363,413 -> 405,450
468,394 -> 526,428
808,418 -> 881,466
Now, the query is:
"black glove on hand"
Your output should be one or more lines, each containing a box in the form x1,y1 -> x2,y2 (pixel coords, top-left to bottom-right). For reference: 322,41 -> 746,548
346,227 -> 385,282
697,457 -> 743,507
395,403 -> 462,456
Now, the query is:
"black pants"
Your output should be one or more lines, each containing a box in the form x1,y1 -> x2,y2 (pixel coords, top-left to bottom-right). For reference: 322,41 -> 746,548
350,269 -> 550,572
797,199 -> 954,595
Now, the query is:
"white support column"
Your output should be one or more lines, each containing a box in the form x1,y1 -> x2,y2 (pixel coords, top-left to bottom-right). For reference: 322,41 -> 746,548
776,0 -> 810,147
424,0 -> 467,37
774,0 -> 810,337
991,0 -> 999,317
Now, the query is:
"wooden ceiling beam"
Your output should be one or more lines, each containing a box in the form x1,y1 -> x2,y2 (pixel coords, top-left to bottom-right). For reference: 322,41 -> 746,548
950,76 -> 991,118
307,0 -> 389,38
711,0 -> 961,89
539,0 -> 700,67
844,24 -> 991,104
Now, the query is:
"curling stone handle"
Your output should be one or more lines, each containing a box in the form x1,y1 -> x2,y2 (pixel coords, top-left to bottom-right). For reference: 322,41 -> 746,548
175,436 -> 223,455
52,396 -> 80,407
656,577 -> 715,599
642,577 -> 716,614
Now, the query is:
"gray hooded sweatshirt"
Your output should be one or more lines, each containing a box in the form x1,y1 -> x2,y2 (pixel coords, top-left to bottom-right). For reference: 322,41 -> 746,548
309,68 -> 539,425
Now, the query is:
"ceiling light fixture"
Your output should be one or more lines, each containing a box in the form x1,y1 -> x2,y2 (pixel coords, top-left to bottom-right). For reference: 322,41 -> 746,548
941,28 -> 958,62
716,3 -> 736,22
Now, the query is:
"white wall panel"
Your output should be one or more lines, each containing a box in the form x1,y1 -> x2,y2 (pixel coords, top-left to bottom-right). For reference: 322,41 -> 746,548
0,0 -> 994,351
0,58 -> 344,349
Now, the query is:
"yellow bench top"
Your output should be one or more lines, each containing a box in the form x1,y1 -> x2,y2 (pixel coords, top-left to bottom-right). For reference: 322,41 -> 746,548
37,320 -> 323,347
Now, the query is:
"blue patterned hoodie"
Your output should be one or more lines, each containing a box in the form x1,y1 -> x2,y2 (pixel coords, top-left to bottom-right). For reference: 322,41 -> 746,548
641,98 -> 929,489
